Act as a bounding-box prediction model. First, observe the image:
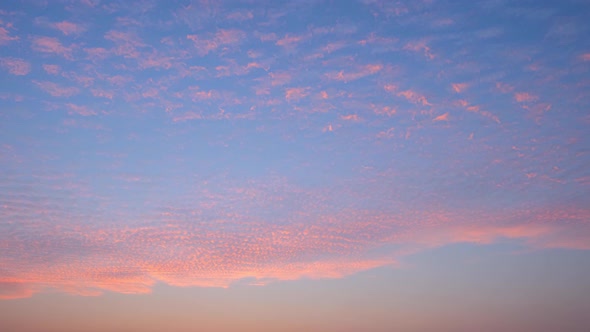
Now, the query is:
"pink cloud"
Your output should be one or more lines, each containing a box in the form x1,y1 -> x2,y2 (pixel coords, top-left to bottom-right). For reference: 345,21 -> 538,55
0,57 -> 31,75
322,41 -> 347,53
106,75 -> 132,86
1,169 -> 588,301
227,10 -> 254,21
397,90 -> 431,106
383,84 -> 398,92
34,81 -> 79,97
455,99 -> 500,123
373,105 -> 397,116
269,71 -> 291,86
31,36 -> 74,59
433,112 -> 449,122
514,92 -> 539,103
142,88 -> 159,98
403,40 -> 435,60
91,89 -> 114,99
66,103 -> 97,116
276,34 -> 304,47
358,32 -> 397,47
580,53 -> 590,61
376,127 -> 396,139
42,64 -> 60,75
187,29 -> 245,56
61,71 -> 94,87
173,111 -> 202,122
452,83 -> 468,93
258,32 -> 277,42
285,87 -> 309,101
325,64 -> 383,82
138,53 -> 173,69
341,114 -> 360,121
0,26 -> 18,45
496,82 -> 514,93
105,30 -> 145,58
189,87 -> 219,101
84,47 -> 111,60
52,21 -> 85,36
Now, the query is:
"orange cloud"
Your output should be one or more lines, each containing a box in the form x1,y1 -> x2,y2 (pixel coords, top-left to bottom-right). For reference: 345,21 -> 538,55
1,182 -> 588,301
452,83 -> 468,93
455,100 -> 500,123
433,112 -> 449,122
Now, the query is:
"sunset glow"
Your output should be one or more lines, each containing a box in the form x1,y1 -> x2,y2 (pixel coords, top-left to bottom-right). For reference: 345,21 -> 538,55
1,0 -> 590,331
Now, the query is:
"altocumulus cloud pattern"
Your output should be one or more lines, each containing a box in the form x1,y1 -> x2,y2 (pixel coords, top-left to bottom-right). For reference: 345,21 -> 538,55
1,0 -> 589,300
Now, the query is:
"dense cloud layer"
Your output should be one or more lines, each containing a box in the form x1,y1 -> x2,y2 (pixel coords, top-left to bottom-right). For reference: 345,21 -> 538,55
0,0 -> 589,299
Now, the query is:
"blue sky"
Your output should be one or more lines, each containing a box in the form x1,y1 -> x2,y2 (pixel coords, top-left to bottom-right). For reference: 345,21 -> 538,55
1,0 -> 590,330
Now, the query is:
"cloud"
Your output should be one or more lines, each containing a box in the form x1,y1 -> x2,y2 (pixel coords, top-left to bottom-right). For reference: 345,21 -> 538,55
433,112 -> 449,122
455,100 -> 501,123
285,87 -> 309,101
397,90 -> 431,106
496,82 -> 514,93
383,84 -> 398,92
341,114 -> 360,121
403,40 -> 435,60
452,83 -> 468,93
31,36 -> 74,59
373,105 -> 397,116
66,103 -> 97,116
84,47 -> 111,60
227,10 -> 254,21
514,92 -> 538,103
0,57 -> 31,75
276,34 -> 304,48
42,64 -> 60,75
34,81 -> 79,97
52,21 -> 86,36
1,190 -> 587,300
325,64 -> 383,82
105,30 -> 145,58
187,29 -> 245,56
0,26 -> 18,45
579,53 -> 590,61
173,111 -> 202,122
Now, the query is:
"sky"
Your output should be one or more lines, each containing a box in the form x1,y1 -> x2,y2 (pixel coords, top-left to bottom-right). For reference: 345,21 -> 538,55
0,0 -> 589,331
